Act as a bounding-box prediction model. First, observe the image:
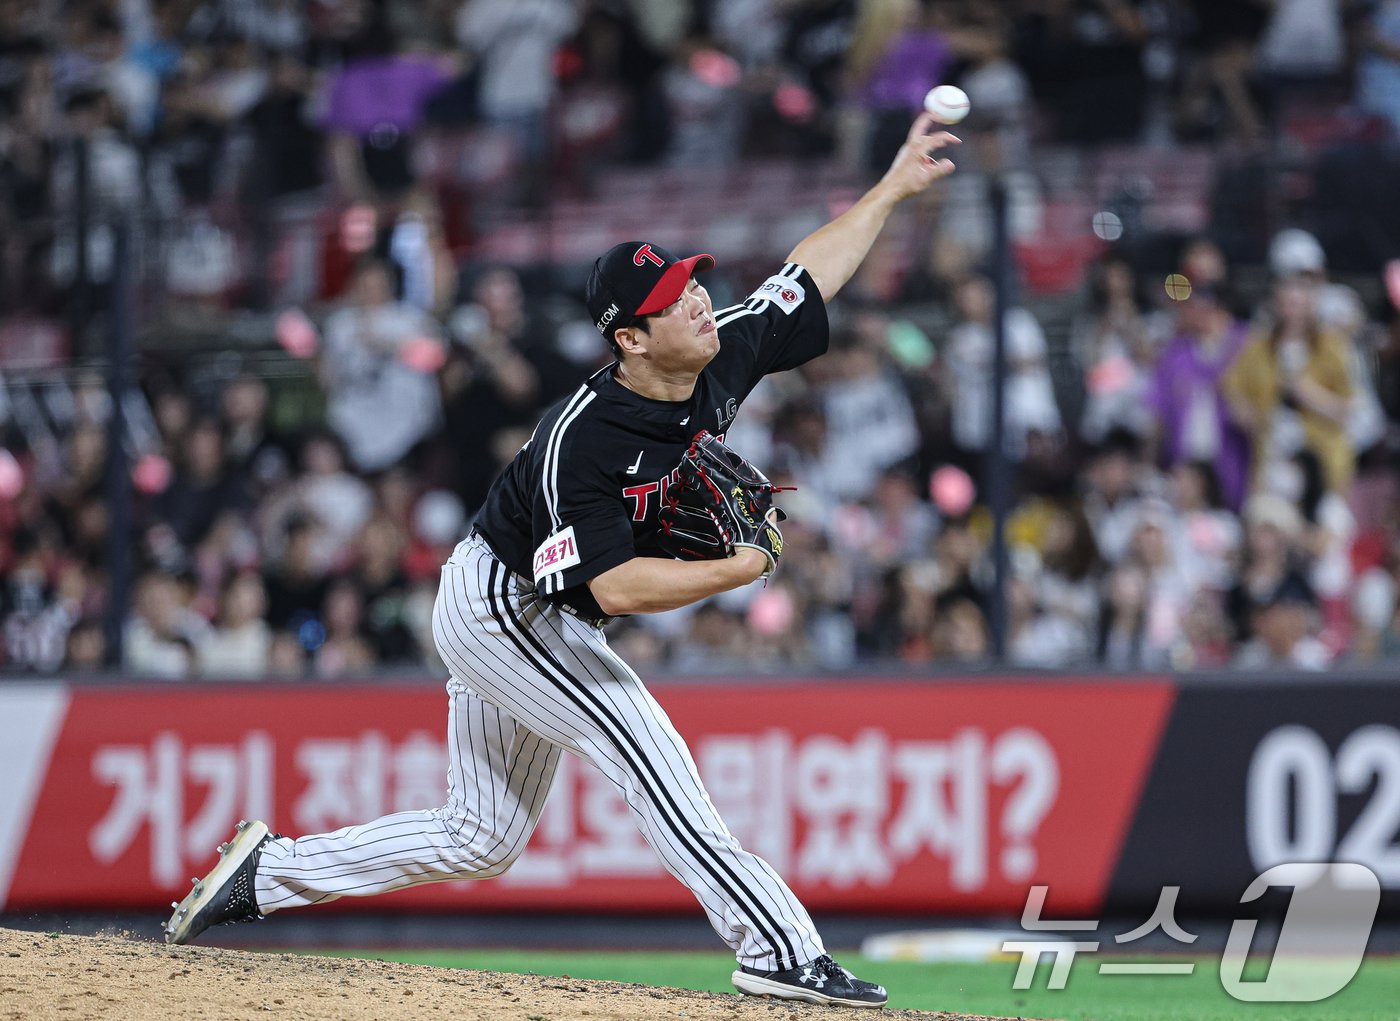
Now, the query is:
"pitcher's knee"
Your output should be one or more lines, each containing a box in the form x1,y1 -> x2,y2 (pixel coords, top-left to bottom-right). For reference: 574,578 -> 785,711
435,808 -> 529,879
470,832 -> 534,878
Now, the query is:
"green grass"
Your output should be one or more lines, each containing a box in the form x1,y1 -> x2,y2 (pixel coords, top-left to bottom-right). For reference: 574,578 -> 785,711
311,947 -> 1400,1020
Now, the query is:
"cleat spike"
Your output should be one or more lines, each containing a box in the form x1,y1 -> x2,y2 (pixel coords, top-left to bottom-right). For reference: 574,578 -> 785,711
171,902 -> 179,909
192,877 -> 200,885
235,821 -> 248,832
193,884 -> 203,895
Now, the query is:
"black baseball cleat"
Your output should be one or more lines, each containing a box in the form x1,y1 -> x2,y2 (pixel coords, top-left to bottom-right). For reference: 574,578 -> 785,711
732,954 -> 889,1008
164,820 -> 273,945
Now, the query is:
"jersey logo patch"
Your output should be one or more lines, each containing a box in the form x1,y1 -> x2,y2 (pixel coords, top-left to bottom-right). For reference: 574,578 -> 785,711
625,450 -> 644,474
754,274 -> 805,314
533,526 -> 581,582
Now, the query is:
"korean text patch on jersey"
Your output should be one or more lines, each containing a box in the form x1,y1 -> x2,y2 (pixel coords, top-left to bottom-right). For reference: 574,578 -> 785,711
753,274 -> 806,314
533,525 -> 582,582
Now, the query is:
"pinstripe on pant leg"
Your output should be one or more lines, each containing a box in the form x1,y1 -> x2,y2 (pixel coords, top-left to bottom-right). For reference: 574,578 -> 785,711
445,536 -> 824,971
255,533 -> 827,972
253,680 -> 562,912
537,605 -> 826,971
546,610 -> 823,969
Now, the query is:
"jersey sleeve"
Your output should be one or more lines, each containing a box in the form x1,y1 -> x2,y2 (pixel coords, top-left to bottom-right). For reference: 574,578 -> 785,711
529,436 -> 635,598
708,263 -> 829,398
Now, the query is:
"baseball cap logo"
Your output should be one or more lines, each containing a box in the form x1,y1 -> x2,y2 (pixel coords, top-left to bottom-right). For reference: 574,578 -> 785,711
594,301 -> 620,335
633,244 -> 665,268
586,243 -> 715,340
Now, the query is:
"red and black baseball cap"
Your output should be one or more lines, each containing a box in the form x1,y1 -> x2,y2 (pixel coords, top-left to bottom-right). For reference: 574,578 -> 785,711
586,242 -> 716,338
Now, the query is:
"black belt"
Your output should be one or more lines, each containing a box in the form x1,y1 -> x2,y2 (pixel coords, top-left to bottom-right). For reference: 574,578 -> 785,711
556,602 -> 615,631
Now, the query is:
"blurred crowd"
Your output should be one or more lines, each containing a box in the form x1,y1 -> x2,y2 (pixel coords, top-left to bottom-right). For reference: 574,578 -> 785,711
610,227 -> 1400,674
4,224 -> 1398,678
3,0 -> 1400,312
2,0 -> 1400,678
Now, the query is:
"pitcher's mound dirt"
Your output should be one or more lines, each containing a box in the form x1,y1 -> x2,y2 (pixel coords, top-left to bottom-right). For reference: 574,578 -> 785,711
0,926 -> 1017,1021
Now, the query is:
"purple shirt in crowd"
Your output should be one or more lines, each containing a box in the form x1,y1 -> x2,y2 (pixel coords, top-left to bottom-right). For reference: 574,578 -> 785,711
324,55 -> 451,137
1148,323 -> 1251,510
859,31 -> 954,111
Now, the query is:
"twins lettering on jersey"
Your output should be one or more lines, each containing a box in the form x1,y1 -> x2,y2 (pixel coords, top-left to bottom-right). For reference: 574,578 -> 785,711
623,467 -> 682,522
621,429 -> 729,522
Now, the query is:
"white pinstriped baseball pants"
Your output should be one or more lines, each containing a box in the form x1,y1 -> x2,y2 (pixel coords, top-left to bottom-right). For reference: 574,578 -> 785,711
253,533 -> 826,970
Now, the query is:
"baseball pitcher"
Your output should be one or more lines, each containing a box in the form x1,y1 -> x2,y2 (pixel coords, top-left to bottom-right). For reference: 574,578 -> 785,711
166,115 -> 958,1009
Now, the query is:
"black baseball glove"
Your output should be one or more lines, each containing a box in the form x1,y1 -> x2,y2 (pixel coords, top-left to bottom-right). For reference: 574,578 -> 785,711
657,431 -> 788,579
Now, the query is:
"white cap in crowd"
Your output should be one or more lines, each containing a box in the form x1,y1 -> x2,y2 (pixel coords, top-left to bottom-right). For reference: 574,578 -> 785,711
1269,228 -> 1326,277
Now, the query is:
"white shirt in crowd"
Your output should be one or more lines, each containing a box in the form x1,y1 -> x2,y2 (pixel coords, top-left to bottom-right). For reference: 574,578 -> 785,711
196,622 -> 272,679
1258,0 -> 1345,76
320,302 -> 443,472
821,370 -> 921,500
948,308 -> 1062,458
456,0 -> 580,119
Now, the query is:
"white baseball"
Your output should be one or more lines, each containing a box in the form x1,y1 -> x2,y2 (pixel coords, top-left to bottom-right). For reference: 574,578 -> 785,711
923,85 -> 970,124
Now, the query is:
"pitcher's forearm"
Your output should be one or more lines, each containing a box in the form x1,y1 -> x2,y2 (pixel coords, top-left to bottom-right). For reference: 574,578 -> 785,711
785,183 -> 902,302
588,551 -> 766,616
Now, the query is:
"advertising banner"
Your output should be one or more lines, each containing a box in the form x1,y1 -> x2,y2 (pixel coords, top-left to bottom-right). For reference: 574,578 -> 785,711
1107,680 -> 1400,917
0,679 -> 1173,915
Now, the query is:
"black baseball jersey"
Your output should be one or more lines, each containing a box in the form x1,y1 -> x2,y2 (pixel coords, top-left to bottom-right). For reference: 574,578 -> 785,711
473,263 -> 828,620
